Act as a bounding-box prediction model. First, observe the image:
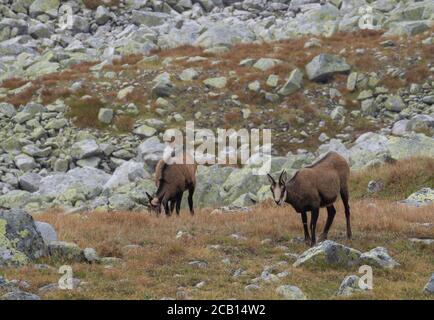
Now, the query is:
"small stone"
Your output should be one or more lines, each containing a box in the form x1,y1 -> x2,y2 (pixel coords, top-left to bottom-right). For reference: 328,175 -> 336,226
117,86 -> 134,100
360,247 -> 399,269
266,74 -> 279,87
14,154 -> 37,172
275,285 -> 306,300
337,275 -> 369,296
244,284 -> 260,292
278,68 -> 303,96
1,291 -> 40,300
203,77 -> 227,89
48,241 -> 84,263
71,140 -> 101,160
384,95 -> 405,112
367,180 -> 383,193
423,273 -> 434,294
248,80 -> 261,92
83,248 -> 99,263
133,125 -> 156,138
18,172 -> 41,192
252,58 -> 282,71
180,68 -> 199,81
98,108 -> 114,124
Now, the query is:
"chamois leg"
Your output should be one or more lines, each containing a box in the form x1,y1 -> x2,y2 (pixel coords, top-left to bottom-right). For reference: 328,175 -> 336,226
187,187 -> 195,215
310,208 -> 319,247
341,189 -> 352,239
175,192 -> 182,215
301,211 -> 310,245
170,200 -> 176,214
319,205 -> 336,242
163,200 -> 171,217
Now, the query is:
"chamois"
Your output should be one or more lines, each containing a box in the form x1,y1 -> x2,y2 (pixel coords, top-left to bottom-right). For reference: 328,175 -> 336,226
267,151 -> 351,246
146,155 -> 196,216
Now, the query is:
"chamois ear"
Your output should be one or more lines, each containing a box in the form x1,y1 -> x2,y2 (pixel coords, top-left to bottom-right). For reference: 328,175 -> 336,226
279,170 -> 288,184
267,173 -> 275,185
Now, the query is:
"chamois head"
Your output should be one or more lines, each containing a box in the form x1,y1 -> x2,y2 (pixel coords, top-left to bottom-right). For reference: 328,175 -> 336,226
267,170 -> 288,206
146,192 -> 162,214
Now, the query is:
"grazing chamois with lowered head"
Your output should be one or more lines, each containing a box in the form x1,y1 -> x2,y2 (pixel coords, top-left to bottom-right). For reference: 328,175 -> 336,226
146,155 -> 196,216
267,151 -> 351,246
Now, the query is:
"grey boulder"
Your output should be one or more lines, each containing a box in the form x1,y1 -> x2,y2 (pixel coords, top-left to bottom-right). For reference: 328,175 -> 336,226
293,240 -> 361,268
0,209 -> 48,267
305,54 -> 351,81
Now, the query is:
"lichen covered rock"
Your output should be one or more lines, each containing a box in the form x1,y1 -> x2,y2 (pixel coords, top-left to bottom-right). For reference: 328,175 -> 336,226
0,209 -> 48,266
293,240 -> 361,268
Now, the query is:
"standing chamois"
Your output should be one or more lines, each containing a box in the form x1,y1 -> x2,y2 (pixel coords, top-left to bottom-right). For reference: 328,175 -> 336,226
267,151 -> 351,246
146,155 -> 196,216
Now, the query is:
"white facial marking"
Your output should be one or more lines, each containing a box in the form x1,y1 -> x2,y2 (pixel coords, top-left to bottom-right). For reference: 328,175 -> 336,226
273,186 -> 282,202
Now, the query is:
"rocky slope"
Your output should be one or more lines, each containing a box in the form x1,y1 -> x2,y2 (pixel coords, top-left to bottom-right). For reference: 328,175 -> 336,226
0,0 -> 433,213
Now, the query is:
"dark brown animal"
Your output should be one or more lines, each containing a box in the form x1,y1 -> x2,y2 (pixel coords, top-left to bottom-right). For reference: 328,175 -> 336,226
267,151 -> 351,246
146,156 -> 196,216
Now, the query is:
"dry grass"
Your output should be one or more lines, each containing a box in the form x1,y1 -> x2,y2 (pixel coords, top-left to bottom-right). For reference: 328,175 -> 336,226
5,83 -> 39,108
114,115 -> 135,132
112,54 -> 144,66
0,199 -> 432,300
82,0 -> 120,9
0,77 -> 29,90
153,45 -> 205,59
350,157 -> 434,200
41,87 -> 72,105
66,96 -> 106,129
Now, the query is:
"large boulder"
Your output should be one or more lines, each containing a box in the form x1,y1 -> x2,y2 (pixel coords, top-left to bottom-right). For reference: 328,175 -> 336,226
305,54 -> 351,82
0,209 -> 48,266
0,190 -> 32,209
103,161 -> 150,190
194,165 -> 234,207
132,11 -> 171,27
136,136 -> 166,172
401,188 -> 434,207
275,285 -> 307,300
348,132 -> 390,169
194,22 -> 255,48
70,139 -> 101,160
221,167 -> 264,205
386,133 -> 434,160
36,167 -> 111,198
293,240 -> 362,268
29,0 -> 60,18
360,247 -> 399,269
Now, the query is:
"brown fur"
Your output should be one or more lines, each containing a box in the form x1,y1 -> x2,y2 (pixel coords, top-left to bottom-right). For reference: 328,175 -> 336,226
268,151 -> 352,246
147,155 -> 197,216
